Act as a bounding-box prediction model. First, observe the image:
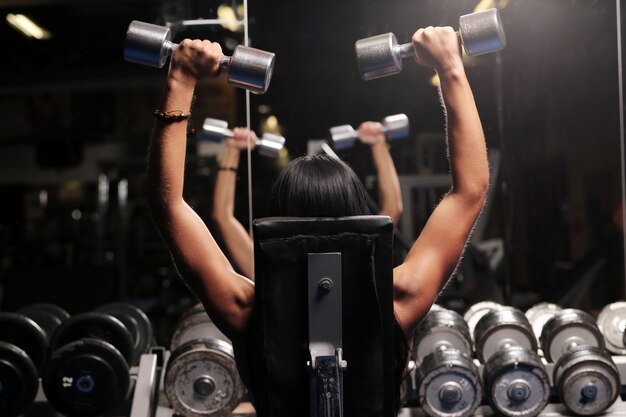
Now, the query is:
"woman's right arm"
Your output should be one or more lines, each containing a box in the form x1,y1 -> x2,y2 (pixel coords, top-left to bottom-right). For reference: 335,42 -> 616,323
212,128 -> 256,279
147,39 -> 254,338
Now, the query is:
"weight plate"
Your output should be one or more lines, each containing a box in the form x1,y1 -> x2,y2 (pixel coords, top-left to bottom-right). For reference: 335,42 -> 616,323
416,348 -> 481,417
413,309 -> 472,363
17,303 -> 70,342
50,312 -> 134,364
0,341 -> 39,417
95,302 -> 153,366
525,302 -> 562,344
474,307 -> 536,363
463,301 -> 503,341
554,346 -> 619,416
483,347 -> 550,417
596,301 -> 626,355
0,312 -> 48,373
43,338 -> 130,417
170,306 -> 230,352
165,339 -> 243,417
540,309 -> 603,363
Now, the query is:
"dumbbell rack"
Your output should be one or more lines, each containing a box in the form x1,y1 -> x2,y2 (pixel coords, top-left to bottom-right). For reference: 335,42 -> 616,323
21,352 -> 626,417
400,356 -> 626,417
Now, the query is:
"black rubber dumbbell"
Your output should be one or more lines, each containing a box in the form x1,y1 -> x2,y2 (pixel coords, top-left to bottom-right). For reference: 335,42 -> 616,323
0,303 -> 69,417
42,303 -> 152,416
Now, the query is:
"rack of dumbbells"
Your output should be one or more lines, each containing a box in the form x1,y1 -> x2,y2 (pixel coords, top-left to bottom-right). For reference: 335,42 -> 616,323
1,302 -> 251,417
7,301 -> 626,417
401,301 -> 626,417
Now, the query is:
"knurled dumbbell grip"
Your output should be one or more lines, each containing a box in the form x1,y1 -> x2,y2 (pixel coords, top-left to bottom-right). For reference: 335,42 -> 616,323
394,32 -> 463,64
162,40 -> 232,69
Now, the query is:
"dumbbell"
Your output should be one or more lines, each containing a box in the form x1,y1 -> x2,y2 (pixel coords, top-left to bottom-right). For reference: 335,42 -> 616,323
124,20 -> 275,94
525,302 -> 563,348
412,308 -> 481,417
0,304 -> 70,417
474,307 -> 550,417
596,301 -> 626,355
165,304 -> 244,417
43,303 -> 153,416
540,309 -> 619,415
329,114 -> 409,151
202,118 -> 285,159
355,8 -> 506,80
463,300 -> 503,342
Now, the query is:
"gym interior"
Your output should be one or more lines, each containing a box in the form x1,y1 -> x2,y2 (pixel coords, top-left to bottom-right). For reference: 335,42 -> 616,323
1,0 -> 625,416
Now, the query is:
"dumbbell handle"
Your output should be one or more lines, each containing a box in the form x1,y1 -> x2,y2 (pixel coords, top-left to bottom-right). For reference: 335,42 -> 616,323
202,124 -> 263,146
393,31 -> 466,64
161,40 -> 234,71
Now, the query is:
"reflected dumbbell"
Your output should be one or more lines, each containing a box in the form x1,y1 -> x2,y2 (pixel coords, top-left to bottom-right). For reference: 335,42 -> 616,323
413,308 -> 481,417
202,118 -> 285,159
0,304 -> 70,417
165,304 -> 244,417
355,8 -> 506,80
43,303 -> 153,416
474,307 -> 550,417
329,114 -> 409,151
596,301 -> 626,355
124,21 -> 275,94
463,300 -> 503,342
540,309 -> 619,415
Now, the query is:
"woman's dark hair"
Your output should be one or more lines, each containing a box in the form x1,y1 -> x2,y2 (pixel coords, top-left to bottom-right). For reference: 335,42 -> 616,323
269,154 -> 373,217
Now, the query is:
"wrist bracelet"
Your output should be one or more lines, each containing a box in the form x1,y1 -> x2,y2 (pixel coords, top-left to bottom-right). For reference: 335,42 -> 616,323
153,109 -> 191,123
218,166 -> 238,172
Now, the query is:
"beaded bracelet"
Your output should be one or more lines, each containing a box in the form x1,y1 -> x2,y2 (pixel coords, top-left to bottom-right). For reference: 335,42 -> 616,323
153,109 -> 191,123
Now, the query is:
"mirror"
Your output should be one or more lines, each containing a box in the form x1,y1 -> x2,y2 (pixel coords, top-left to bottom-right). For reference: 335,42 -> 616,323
248,0 -> 626,314
0,0 -> 252,343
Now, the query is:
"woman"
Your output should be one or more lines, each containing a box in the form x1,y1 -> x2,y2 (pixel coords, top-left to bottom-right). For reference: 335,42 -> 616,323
211,122 -> 404,279
147,25 -> 488,411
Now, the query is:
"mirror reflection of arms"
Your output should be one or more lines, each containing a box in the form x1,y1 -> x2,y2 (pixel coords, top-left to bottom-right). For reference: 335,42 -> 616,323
146,40 -> 254,339
212,129 -> 255,279
393,27 -> 489,336
358,122 -> 403,224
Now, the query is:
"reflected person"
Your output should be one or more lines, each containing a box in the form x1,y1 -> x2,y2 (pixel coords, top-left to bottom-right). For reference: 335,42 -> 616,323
211,122 -> 404,279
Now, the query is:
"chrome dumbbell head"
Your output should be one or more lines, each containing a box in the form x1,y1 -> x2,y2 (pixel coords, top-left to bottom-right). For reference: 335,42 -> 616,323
483,346 -> 550,417
124,21 -> 275,93
166,305 -> 244,417
463,300 -> 503,342
416,349 -> 482,417
474,306 -> 537,363
413,308 -> 472,363
525,302 -> 562,347
355,33 -> 405,81
540,308 -> 604,363
596,301 -> 626,355
228,45 -> 276,94
382,113 -> 409,140
257,133 -> 285,159
355,8 -> 506,80
458,8 -> 507,56
330,125 -> 358,150
553,346 -> 619,416
124,20 -> 173,68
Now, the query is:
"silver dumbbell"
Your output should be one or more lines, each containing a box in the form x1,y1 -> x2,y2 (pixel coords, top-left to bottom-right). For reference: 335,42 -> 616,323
202,118 -> 285,159
413,308 -> 481,417
463,300 -> 503,342
124,20 -> 275,94
165,304 -> 244,417
329,114 -> 409,151
541,309 -> 619,415
474,307 -> 550,417
596,301 -> 626,355
355,8 -> 506,80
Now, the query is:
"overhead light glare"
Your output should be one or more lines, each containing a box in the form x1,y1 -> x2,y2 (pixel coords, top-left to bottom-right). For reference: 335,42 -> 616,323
6,13 -> 51,40
217,5 -> 241,32
430,73 -> 440,87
